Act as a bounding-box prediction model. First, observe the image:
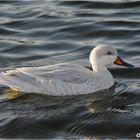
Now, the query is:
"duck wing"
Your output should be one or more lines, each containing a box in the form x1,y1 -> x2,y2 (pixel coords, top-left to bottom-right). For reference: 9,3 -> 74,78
0,63 -> 94,95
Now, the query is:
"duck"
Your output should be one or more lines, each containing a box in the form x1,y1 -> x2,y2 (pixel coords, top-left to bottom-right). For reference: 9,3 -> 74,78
0,44 -> 133,96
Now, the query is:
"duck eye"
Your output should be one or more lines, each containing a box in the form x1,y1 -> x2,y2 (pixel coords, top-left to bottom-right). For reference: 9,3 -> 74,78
107,52 -> 112,55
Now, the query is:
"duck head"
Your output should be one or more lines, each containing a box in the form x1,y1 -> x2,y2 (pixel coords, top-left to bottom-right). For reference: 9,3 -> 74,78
90,44 -> 134,72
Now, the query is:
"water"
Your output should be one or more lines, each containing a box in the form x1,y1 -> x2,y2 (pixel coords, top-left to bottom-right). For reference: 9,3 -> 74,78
0,0 -> 140,139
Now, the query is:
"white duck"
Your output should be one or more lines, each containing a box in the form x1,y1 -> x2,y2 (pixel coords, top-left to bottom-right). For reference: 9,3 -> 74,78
0,44 -> 133,96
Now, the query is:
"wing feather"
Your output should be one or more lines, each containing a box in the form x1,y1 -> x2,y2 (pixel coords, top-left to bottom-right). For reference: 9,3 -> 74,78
0,63 -> 94,95
2,63 -> 92,84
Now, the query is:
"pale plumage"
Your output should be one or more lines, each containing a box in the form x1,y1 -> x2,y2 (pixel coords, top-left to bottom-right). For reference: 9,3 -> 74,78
0,44 -> 133,96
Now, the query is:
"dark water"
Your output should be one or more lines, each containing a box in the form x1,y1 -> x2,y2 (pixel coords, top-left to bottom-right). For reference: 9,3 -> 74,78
0,0 -> 140,139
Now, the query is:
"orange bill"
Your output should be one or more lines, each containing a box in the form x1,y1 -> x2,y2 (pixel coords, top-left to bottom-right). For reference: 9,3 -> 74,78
114,56 -> 123,65
114,56 -> 134,68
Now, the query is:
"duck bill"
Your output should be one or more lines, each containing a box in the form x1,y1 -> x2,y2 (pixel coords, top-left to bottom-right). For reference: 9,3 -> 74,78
114,56 -> 134,68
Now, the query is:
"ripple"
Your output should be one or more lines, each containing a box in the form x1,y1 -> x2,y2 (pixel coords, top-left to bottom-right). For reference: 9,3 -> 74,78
0,0 -> 140,139
60,1 -> 140,9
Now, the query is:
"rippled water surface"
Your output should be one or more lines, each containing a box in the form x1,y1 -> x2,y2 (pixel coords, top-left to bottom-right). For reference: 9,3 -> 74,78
0,0 -> 140,139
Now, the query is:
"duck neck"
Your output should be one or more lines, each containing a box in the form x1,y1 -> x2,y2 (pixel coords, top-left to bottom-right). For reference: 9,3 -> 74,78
91,62 -> 107,72
90,52 -> 108,72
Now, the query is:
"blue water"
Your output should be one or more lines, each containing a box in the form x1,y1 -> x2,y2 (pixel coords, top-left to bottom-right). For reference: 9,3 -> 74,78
0,0 -> 140,139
